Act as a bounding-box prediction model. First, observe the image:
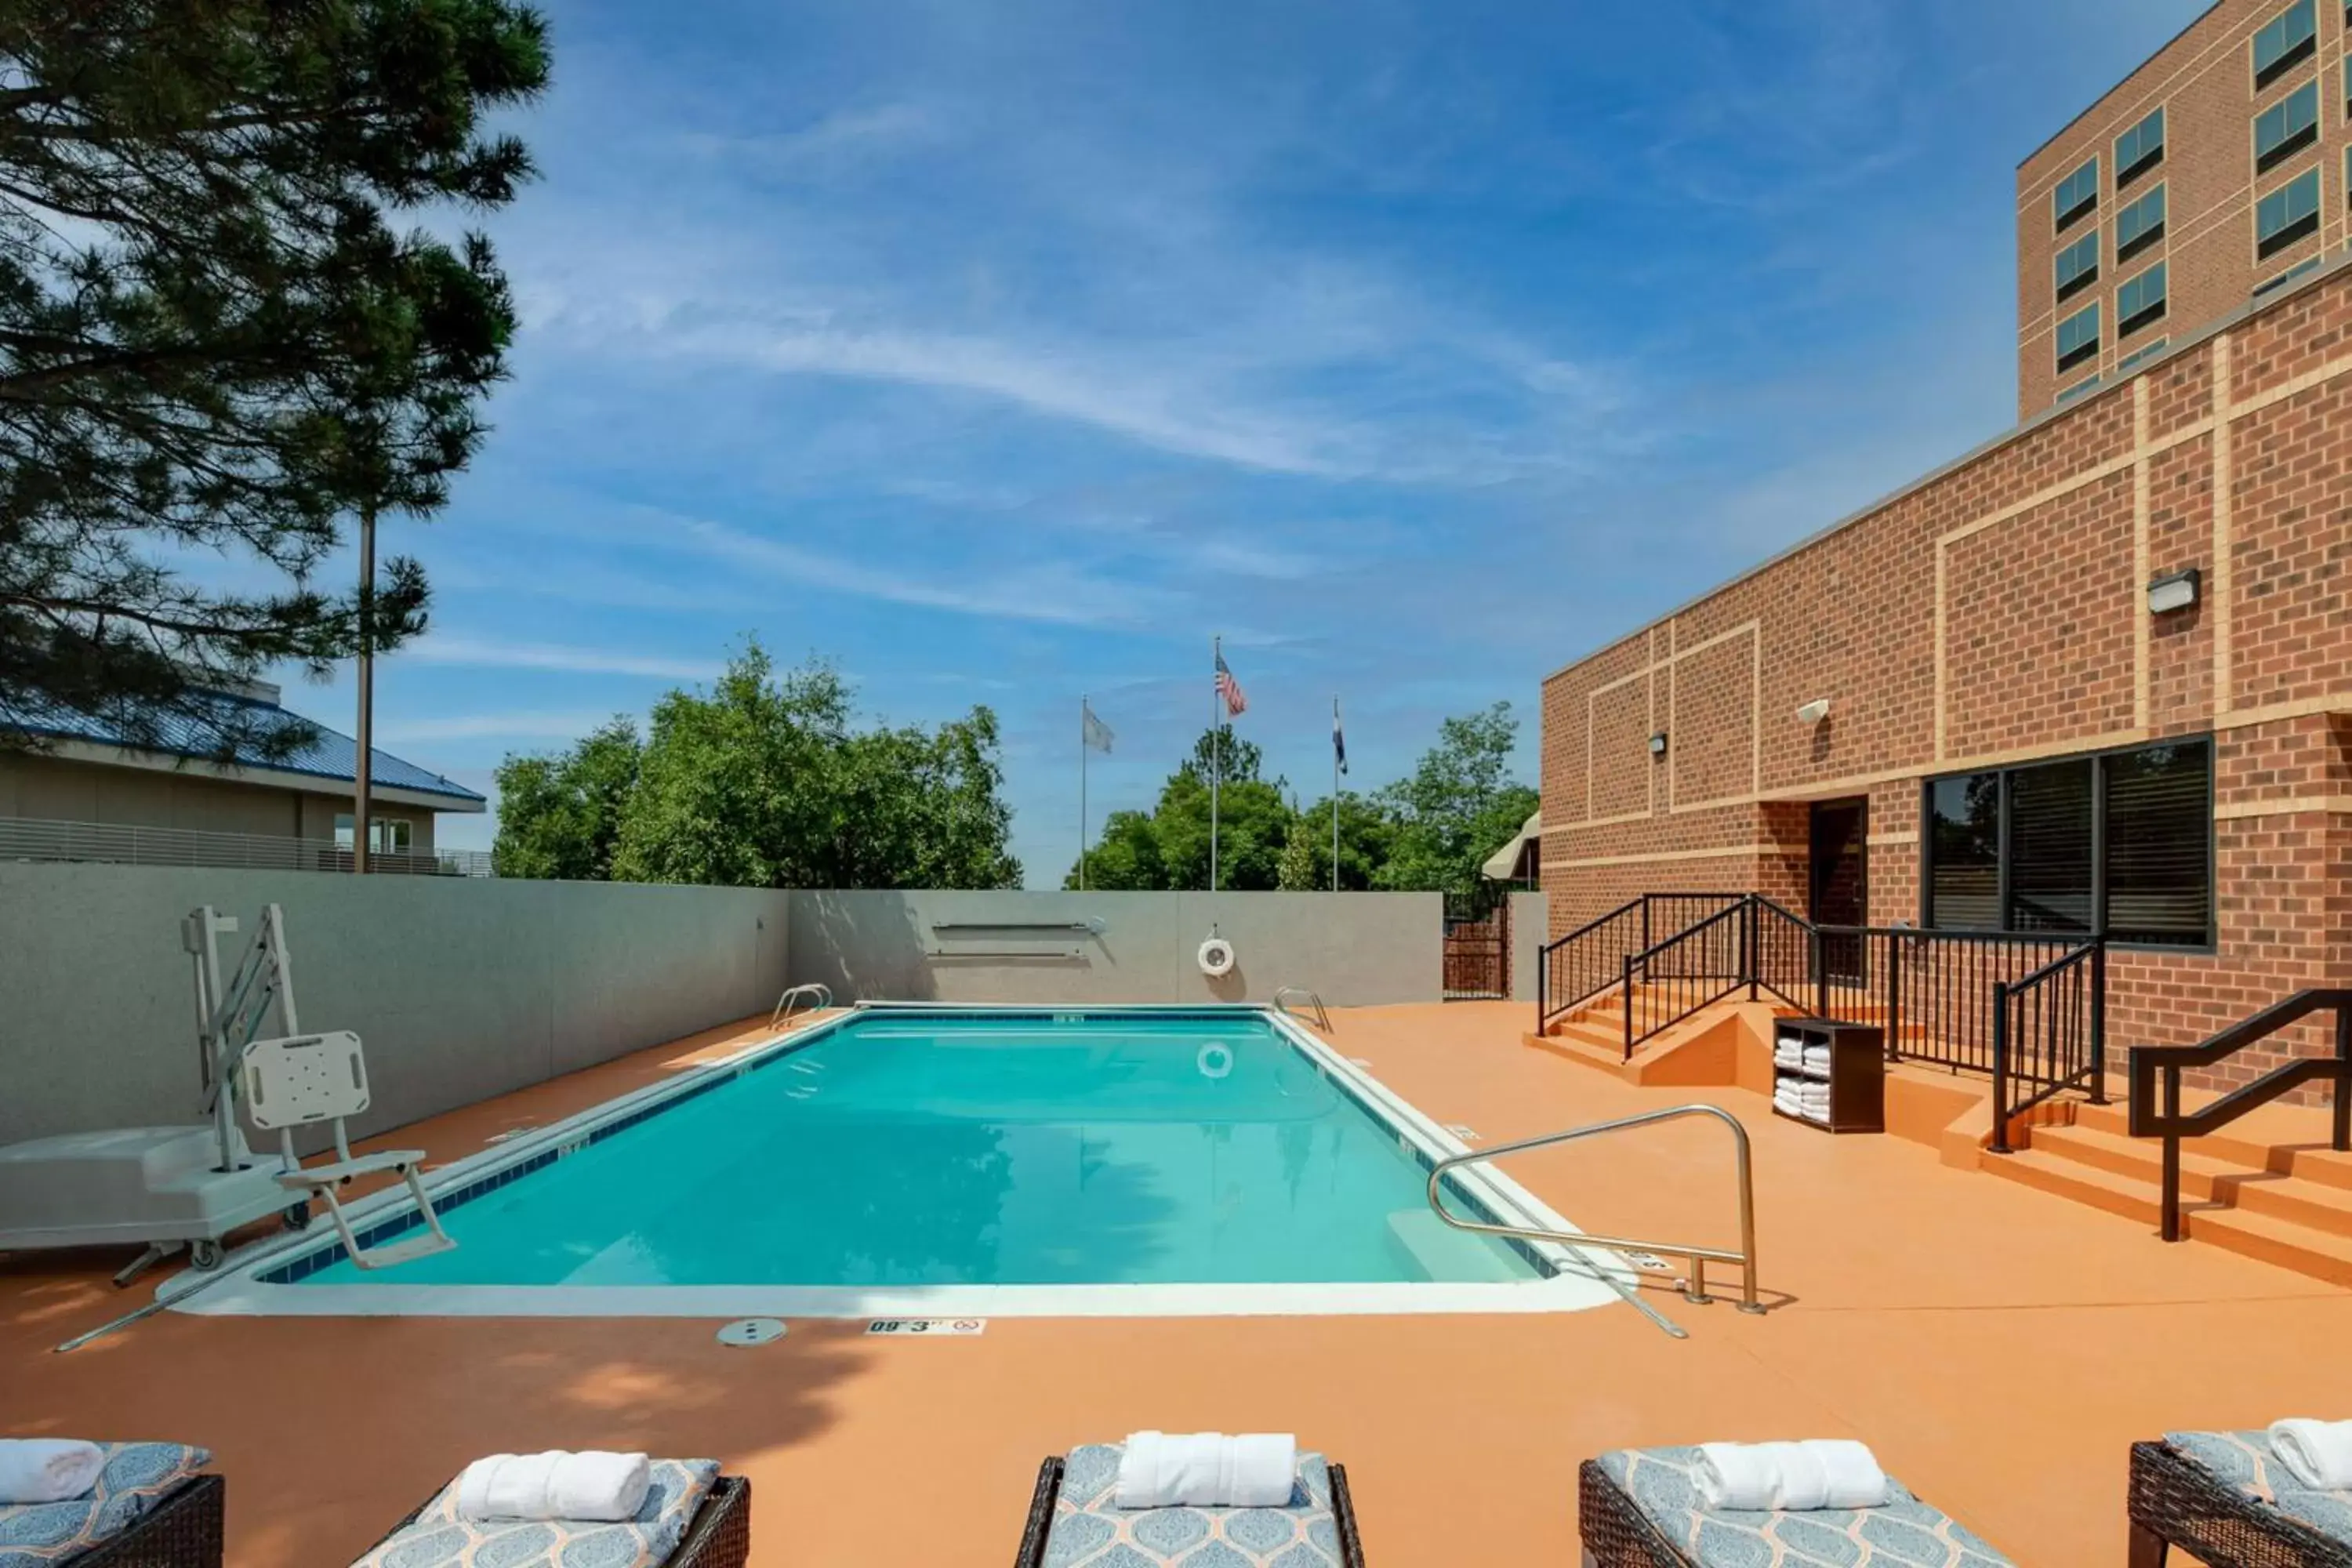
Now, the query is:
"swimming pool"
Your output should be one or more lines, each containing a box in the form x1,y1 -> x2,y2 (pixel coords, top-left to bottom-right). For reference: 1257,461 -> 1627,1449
178,1006 -> 1623,1318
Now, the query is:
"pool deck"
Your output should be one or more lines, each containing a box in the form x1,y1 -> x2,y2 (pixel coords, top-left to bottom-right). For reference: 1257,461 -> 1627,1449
6,1001 -> 2350,1566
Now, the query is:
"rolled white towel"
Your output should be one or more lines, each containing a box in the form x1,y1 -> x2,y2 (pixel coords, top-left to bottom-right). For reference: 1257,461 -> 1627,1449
455,1451 -> 651,1523
0,1440 -> 106,1504
1696,1440 -> 1889,1512
1116,1432 -> 1295,1508
2270,1420 -> 2352,1489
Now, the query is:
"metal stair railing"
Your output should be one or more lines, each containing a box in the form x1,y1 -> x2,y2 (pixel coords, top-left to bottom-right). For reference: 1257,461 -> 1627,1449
770,982 -> 833,1031
1272,986 -> 1332,1033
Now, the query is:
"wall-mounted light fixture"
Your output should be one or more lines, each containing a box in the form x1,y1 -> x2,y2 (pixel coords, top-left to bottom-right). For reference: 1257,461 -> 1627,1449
1795,698 -> 1832,726
1648,731 -> 1668,757
2147,566 -> 2200,615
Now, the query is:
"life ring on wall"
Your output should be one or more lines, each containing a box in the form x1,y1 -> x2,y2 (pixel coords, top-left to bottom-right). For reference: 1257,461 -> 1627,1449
1197,935 -> 1237,978
1197,1043 -> 1233,1079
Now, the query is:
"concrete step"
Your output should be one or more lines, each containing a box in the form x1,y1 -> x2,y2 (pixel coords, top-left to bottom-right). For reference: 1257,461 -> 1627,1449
1980,1143 -> 2352,1288
2027,1123 -> 2352,1240
1522,1029 -> 1624,1073
2072,1101 -> 2352,1192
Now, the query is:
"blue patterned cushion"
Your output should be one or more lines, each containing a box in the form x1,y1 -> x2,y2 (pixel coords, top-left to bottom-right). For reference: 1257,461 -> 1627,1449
1597,1447 -> 2013,1568
349,1458 -> 719,1568
0,1443 -> 210,1568
1044,1443 -> 1341,1567
2165,1432 -> 2352,1546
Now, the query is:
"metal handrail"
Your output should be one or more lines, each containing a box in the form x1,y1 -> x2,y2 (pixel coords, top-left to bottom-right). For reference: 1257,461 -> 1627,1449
1425,1103 -> 1762,1328
770,982 -> 833,1031
1272,986 -> 1332,1033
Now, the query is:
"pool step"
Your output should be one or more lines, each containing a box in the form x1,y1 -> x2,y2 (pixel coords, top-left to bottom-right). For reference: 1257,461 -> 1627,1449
1384,1208 -> 1526,1283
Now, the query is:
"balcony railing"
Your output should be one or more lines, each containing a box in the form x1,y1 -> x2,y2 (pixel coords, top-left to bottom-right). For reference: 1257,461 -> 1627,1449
0,816 -> 492,877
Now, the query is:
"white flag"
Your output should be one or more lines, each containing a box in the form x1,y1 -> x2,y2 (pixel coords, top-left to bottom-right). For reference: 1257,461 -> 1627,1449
1082,701 -> 1114,753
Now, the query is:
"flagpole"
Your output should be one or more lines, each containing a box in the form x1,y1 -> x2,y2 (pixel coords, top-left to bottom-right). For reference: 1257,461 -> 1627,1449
1209,635 -> 1221,893
1331,695 -> 1341,894
1079,695 -> 1087,892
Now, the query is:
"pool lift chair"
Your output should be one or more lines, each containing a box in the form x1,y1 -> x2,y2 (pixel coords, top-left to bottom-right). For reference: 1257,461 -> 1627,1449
0,903 -> 453,1284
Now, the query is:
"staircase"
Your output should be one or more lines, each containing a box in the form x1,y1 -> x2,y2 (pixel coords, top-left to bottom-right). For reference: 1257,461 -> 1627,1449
1984,1100 -> 2352,1286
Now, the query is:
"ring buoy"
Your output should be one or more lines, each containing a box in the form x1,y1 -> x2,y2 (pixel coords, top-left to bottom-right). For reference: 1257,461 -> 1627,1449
1197,936 -> 1237,978
1197,1043 -> 1233,1079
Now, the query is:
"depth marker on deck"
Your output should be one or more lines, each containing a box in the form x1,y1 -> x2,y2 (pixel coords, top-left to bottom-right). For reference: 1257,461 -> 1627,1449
866,1317 -> 987,1337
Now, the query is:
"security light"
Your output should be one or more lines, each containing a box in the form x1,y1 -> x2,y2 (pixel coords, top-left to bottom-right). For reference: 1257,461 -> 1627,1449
2147,567 -> 2200,615
1796,699 -> 1832,725
1648,731 -> 1668,757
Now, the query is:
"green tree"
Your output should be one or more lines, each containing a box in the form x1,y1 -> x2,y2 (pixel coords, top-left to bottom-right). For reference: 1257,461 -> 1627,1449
1297,789 -> 1399,891
602,642 -> 1020,889
490,719 -> 641,880
1275,823 -> 1320,891
1063,726 -> 1296,890
1374,702 -> 1540,898
0,0 -> 550,757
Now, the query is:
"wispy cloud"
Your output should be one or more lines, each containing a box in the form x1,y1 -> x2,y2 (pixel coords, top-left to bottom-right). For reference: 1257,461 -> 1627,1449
399,637 -> 721,681
376,711 -> 630,744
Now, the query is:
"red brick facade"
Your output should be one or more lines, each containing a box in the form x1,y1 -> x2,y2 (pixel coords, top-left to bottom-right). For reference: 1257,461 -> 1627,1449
2019,0 -> 2352,418
1542,263 -> 2352,1078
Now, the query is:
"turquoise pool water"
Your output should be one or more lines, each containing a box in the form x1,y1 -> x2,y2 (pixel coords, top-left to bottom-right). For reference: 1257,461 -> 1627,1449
297,1010 -> 1537,1288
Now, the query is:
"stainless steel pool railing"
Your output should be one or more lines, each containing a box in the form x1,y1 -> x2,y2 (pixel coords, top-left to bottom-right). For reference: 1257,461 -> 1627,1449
1272,985 -> 1332,1033
1425,1103 -> 1762,1325
770,982 -> 833,1031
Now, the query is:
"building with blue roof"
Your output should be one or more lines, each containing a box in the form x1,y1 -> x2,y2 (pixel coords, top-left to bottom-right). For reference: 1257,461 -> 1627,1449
0,676 -> 487,873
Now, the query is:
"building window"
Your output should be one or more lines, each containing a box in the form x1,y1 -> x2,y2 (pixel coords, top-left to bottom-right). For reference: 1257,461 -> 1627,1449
2056,374 -> 2102,404
2256,167 -> 2321,256
2118,261 -> 2168,336
333,814 -> 414,854
2055,301 -> 2100,372
2252,0 -> 2317,89
2053,155 -> 2100,232
2118,337 -> 2170,374
2254,81 -> 2320,172
2054,230 -> 2101,300
2115,106 -> 2165,187
2115,184 -> 2166,263
1922,737 -> 2214,948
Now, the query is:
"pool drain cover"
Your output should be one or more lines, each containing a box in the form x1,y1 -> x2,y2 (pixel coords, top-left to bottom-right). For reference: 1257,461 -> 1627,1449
716,1317 -> 787,1347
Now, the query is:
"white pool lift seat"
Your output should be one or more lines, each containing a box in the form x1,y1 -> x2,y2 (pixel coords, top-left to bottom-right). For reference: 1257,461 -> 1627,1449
241,1030 -> 455,1270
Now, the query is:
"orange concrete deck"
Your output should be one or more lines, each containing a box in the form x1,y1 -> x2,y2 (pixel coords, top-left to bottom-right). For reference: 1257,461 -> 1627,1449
7,1003 -> 2350,1567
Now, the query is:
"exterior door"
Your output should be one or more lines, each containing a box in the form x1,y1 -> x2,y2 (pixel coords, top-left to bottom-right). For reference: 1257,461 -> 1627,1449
1442,893 -> 1511,1000
1809,798 -> 1869,984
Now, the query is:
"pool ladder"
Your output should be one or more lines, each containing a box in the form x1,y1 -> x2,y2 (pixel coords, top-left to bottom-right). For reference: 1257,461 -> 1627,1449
1272,986 -> 1332,1033
770,982 -> 833,1032
1424,1103 -> 1761,1339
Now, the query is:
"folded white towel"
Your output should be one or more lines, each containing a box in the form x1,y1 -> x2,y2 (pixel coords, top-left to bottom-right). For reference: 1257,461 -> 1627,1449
455,1451 -> 650,1523
2270,1420 -> 2352,1489
1773,1042 -> 1802,1065
1116,1432 -> 1295,1508
1696,1440 -> 1889,1512
0,1440 -> 106,1504
1803,1045 -> 1831,1068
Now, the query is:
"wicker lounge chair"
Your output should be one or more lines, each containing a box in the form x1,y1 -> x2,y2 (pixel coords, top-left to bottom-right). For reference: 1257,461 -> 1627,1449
2129,1435 -> 2352,1568
1579,1449 -> 2013,1568
349,1462 -> 750,1568
1014,1443 -> 1364,1567
0,1444 -> 221,1568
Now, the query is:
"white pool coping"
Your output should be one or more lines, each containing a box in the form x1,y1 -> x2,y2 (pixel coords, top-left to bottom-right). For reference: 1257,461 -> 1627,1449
165,1003 -> 1632,1319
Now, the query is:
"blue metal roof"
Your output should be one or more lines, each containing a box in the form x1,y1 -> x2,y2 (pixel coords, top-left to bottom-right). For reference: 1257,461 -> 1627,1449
6,688 -> 486,807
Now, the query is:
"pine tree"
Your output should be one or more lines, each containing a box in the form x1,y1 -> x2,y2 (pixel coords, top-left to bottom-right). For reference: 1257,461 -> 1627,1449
0,0 -> 550,756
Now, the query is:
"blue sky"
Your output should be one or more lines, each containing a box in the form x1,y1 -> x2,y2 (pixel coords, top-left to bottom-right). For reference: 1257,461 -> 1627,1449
324,0 -> 2210,883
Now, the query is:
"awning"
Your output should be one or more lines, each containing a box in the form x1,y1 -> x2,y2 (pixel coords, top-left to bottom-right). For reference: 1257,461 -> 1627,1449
1481,810 -> 1542,881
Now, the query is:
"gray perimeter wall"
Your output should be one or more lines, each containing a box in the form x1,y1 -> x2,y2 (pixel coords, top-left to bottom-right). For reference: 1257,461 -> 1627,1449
1509,890 -> 1544,1004
0,869 -> 1445,1148
787,890 -> 1441,1009
0,863 -> 791,1148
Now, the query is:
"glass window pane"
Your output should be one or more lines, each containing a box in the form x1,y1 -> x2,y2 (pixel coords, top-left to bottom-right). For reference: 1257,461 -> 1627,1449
2007,759 -> 2095,933
1928,775 -> 2000,928
2104,741 -> 2212,945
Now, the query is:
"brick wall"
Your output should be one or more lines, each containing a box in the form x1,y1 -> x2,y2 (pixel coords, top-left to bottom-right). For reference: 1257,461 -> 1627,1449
2017,0 -> 2352,418
1541,259 -> 2352,1080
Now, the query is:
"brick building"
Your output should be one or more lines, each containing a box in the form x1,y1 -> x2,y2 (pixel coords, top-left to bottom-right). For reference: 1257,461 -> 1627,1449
2019,0 -> 2352,417
1539,258 -> 2352,1078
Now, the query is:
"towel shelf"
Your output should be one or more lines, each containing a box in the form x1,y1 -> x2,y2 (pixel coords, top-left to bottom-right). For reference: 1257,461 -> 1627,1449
1771,1018 -> 1886,1135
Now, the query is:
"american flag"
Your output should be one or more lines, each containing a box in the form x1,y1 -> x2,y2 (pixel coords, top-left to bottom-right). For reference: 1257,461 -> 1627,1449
1214,652 -> 1247,717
